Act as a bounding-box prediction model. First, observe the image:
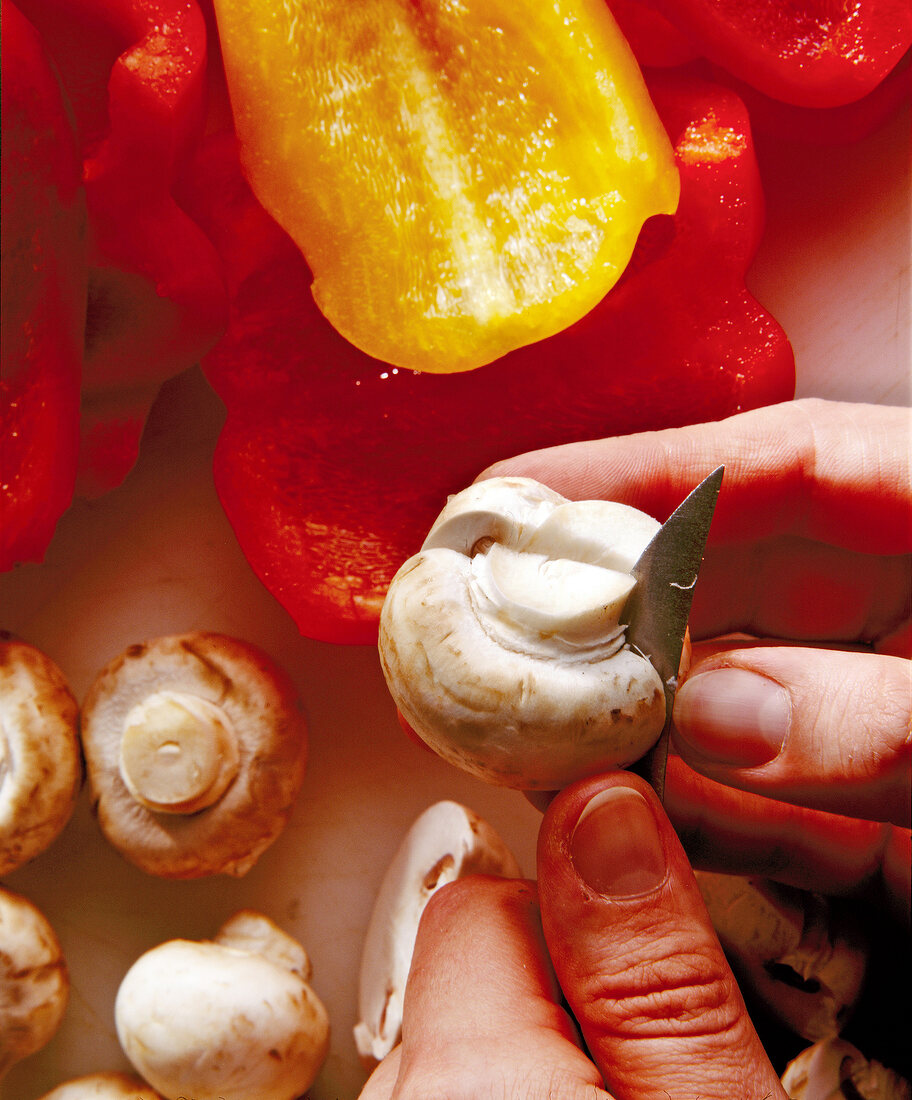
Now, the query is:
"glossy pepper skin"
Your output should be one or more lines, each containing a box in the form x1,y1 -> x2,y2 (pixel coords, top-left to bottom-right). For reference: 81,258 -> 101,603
212,0 -> 680,373
1,1 -> 86,571
645,0 -> 912,108
182,71 -> 795,645
14,0 -> 227,496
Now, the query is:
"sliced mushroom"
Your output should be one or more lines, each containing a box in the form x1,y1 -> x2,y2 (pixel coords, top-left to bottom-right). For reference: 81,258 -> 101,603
695,871 -> 868,1041
781,1038 -> 911,1100
354,800 -> 521,1068
114,910 -> 329,1100
379,476 -> 666,789
0,634 -> 82,874
80,632 -> 308,878
38,1071 -> 165,1099
0,886 -> 69,1079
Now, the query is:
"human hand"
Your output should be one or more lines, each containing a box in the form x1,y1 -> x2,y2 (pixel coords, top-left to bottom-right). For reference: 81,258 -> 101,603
486,398 -> 911,919
358,772 -> 787,1100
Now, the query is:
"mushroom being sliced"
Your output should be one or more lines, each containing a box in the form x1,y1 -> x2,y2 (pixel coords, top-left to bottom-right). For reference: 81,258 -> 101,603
0,634 -> 82,874
114,911 -> 330,1100
80,632 -> 308,878
379,476 -> 666,789
353,799 -> 521,1067
0,886 -> 69,1079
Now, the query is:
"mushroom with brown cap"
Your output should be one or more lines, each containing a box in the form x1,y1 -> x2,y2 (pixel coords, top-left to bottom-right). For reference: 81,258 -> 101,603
114,910 -> 330,1100
80,632 -> 308,878
38,1071 -> 165,1099
0,634 -> 82,875
379,476 -> 667,790
354,799 -> 521,1067
0,886 -> 69,1079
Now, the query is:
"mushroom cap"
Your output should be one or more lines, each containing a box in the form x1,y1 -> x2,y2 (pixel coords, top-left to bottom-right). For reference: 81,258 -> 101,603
80,632 -> 308,878
38,1071 -> 165,1099
379,477 -> 666,789
0,886 -> 69,1078
0,634 -> 82,875
115,915 -> 330,1100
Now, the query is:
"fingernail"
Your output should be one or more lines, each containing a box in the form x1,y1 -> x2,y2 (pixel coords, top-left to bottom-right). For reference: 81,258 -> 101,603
674,668 -> 790,767
570,786 -> 667,898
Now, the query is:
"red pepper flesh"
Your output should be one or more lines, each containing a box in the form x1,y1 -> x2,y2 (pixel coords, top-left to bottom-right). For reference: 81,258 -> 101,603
14,0 -> 228,496
183,71 -> 795,644
1,0 -> 86,570
646,0 -> 912,108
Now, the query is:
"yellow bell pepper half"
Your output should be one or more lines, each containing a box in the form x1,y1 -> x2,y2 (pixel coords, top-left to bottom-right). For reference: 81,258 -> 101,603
214,0 -> 680,373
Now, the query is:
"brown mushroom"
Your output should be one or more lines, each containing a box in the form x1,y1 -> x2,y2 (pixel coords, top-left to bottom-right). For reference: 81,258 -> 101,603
0,634 -> 82,875
80,632 -> 308,878
37,1071 -> 165,1099
0,886 -> 69,1079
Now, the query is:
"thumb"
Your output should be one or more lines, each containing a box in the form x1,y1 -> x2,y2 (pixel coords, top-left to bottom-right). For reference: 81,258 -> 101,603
672,646 -> 911,827
537,772 -> 784,1100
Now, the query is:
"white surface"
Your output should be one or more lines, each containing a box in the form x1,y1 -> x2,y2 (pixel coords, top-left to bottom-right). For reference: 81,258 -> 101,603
2,106 -> 909,1099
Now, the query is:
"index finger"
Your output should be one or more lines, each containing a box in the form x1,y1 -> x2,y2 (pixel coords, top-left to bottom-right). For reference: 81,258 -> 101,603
482,398 -> 910,555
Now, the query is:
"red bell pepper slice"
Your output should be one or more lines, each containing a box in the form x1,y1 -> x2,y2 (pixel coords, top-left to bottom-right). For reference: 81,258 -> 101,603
182,70 -> 794,645
14,0 -> 227,496
645,0 -> 912,108
1,0 -> 86,570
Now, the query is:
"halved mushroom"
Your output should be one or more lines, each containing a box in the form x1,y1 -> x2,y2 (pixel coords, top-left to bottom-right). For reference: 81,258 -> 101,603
114,910 -> 330,1100
80,632 -> 308,878
0,634 -> 82,874
0,886 -> 69,1079
695,871 -> 869,1042
38,1071 -> 165,1099
781,1038 -> 911,1100
379,476 -> 666,789
354,800 -> 521,1068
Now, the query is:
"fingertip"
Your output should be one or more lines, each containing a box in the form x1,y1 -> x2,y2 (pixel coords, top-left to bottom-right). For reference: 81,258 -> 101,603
537,771 -> 783,1098
673,666 -> 790,768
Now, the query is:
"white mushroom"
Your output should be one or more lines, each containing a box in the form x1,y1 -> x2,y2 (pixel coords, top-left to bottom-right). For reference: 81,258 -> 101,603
80,632 -> 308,878
0,634 -> 82,875
37,1071 -> 165,1099
0,886 -> 69,1079
114,910 -> 330,1100
354,800 -> 521,1067
780,1038 -> 911,1099
695,871 -> 868,1041
379,476 -> 666,789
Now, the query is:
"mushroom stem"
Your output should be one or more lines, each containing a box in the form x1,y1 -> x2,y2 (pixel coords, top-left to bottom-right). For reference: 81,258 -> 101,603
118,690 -> 240,815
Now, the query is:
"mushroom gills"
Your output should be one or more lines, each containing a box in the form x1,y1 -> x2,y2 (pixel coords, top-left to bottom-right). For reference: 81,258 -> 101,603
472,542 -> 634,647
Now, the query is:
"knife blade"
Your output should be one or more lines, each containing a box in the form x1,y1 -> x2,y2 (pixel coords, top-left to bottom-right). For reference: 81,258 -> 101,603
626,465 -> 724,800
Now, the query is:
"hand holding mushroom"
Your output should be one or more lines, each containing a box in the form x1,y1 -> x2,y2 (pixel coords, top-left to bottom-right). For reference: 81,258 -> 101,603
361,401 -> 910,1095
379,477 -> 668,789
